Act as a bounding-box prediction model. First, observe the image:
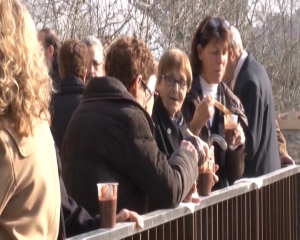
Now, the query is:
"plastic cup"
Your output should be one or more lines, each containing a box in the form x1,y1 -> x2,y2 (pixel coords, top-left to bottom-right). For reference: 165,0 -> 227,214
224,114 -> 238,150
198,147 -> 215,196
97,183 -> 118,228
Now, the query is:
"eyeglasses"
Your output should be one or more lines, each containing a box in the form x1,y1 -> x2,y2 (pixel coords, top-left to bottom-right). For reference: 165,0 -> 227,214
162,75 -> 188,89
141,80 -> 158,101
201,18 -> 230,34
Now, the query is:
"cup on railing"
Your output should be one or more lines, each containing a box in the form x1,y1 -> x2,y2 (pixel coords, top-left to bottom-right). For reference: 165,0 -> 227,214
197,146 -> 215,196
224,114 -> 238,150
97,183 -> 118,228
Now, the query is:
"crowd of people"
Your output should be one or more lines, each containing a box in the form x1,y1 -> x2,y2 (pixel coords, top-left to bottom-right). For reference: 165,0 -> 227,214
0,0 -> 295,239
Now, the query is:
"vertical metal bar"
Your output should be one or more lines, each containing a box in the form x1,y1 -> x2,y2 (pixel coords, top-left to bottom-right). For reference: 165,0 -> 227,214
211,205 -> 217,240
250,190 -> 259,240
296,173 -> 300,240
157,223 -> 164,240
177,216 -> 184,240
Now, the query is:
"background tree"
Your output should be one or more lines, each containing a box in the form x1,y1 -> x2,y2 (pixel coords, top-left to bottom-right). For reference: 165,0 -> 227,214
24,0 -> 300,111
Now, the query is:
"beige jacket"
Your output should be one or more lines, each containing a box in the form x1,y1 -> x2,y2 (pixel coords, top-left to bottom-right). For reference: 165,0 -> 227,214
0,120 -> 60,240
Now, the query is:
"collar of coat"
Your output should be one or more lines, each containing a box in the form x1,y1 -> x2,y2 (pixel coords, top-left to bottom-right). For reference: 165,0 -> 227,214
55,75 -> 86,95
81,76 -> 154,129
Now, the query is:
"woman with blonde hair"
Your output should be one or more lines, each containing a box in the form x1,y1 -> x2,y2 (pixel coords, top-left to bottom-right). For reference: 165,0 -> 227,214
0,0 -> 60,239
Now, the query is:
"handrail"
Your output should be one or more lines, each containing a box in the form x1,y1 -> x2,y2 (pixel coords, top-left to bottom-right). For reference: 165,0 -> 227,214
67,165 -> 300,240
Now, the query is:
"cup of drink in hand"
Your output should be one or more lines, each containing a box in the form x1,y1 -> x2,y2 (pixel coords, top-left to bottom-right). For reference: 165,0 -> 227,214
97,183 -> 118,228
197,146 -> 215,196
224,114 -> 238,150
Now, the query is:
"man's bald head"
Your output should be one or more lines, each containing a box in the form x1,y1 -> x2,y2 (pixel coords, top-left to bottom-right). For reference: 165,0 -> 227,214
229,26 -> 244,57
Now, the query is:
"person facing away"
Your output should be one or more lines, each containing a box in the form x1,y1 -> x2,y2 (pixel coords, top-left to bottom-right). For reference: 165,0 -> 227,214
61,36 -> 200,216
50,39 -> 89,152
181,16 -> 248,189
0,0 -> 60,239
38,27 -> 61,90
81,35 -> 105,83
223,26 -> 281,177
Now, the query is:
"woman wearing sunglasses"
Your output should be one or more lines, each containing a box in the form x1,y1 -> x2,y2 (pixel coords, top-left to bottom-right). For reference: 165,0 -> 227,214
182,16 -> 248,190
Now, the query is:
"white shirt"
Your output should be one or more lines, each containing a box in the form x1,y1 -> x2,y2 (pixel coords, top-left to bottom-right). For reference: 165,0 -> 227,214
231,50 -> 248,89
200,77 -> 218,126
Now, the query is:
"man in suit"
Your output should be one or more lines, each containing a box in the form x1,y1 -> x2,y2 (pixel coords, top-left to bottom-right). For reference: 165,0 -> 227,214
223,26 -> 293,177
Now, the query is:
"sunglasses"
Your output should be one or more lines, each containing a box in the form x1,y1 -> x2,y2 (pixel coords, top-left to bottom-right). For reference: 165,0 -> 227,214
141,80 -> 158,101
201,18 -> 230,34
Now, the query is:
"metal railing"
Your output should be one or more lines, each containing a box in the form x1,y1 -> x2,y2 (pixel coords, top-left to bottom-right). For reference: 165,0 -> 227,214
67,165 -> 300,240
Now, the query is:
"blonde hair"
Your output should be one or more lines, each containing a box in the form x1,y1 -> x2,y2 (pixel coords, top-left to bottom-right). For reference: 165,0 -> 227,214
157,49 -> 193,91
0,0 -> 52,137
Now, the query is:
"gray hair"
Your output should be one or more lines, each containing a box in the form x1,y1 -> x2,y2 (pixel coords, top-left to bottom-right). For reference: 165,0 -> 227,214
81,35 -> 103,55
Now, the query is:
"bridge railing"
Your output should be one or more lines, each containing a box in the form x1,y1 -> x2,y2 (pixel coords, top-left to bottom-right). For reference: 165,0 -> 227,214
68,165 -> 300,240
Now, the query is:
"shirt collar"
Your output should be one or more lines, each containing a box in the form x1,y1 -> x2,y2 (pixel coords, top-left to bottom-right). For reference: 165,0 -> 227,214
231,50 -> 248,89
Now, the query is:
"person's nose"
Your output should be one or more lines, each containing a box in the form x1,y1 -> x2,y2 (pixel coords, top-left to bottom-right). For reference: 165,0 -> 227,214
172,81 -> 180,92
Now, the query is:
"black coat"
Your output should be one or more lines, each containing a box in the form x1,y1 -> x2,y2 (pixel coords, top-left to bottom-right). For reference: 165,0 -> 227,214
152,96 -> 187,159
61,76 -> 198,216
56,146 -> 99,240
51,75 -> 86,152
232,53 -> 280,177
182,78 -> 248,188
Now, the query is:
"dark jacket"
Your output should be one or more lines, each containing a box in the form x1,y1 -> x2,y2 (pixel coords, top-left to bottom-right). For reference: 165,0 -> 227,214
51,75 -> 86,152
152,96 -> 187,159
61,76 -> 198,216
182,77 -> 248,188
50,57 -> 61,91
232,53 -> 280,177
56,147 -> 100,240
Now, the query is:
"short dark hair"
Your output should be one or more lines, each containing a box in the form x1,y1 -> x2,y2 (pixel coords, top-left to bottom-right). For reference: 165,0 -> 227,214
190,16 -> 230,76
58,39 -> 90,80
105,36 -> 156,90
38,28 -> 61,58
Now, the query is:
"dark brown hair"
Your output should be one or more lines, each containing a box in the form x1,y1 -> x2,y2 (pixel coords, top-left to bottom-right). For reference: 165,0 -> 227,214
58,39 -> 90,80
190,16 -> 230,76
38,28 -> 61,58
105,36 -> 156,90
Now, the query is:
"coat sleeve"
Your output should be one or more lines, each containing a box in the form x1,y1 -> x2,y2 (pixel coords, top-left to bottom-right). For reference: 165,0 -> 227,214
0,137 -> 15,214
238,80 -> 263,162
121,112 -> 198,209
56,146 -> 100,238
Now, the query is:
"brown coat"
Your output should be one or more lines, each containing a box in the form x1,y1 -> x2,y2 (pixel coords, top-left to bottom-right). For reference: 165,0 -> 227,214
0,120 -> 60,240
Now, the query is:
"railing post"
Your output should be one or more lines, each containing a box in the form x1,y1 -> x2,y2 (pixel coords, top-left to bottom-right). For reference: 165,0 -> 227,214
297,173 -> 300,240
250,190 -> 259,240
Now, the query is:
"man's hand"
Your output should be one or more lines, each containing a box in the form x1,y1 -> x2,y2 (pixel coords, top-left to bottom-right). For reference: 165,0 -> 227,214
116,209 -> 144,229
183,182 -> 200,204
280,154 -> 295,168
180,140 -> 198,163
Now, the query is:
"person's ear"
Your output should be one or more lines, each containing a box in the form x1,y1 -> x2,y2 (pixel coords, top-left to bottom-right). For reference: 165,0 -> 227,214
59,68 -> 63,79
197,44 -> 203,61
129,75 -> 142,97
101,62 -> 106,76
48,45 -> 54,57
82,69 -> 88,83
228,47 -> 234,61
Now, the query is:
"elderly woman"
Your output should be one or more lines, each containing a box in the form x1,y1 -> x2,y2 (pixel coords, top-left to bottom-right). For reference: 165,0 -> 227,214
152,49 -> 194,158
182,16 -> 248,190
0,0 -> 60,239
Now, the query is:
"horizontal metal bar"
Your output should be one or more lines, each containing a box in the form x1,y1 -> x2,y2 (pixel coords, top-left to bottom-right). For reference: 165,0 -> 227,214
67,166 -> 300,240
